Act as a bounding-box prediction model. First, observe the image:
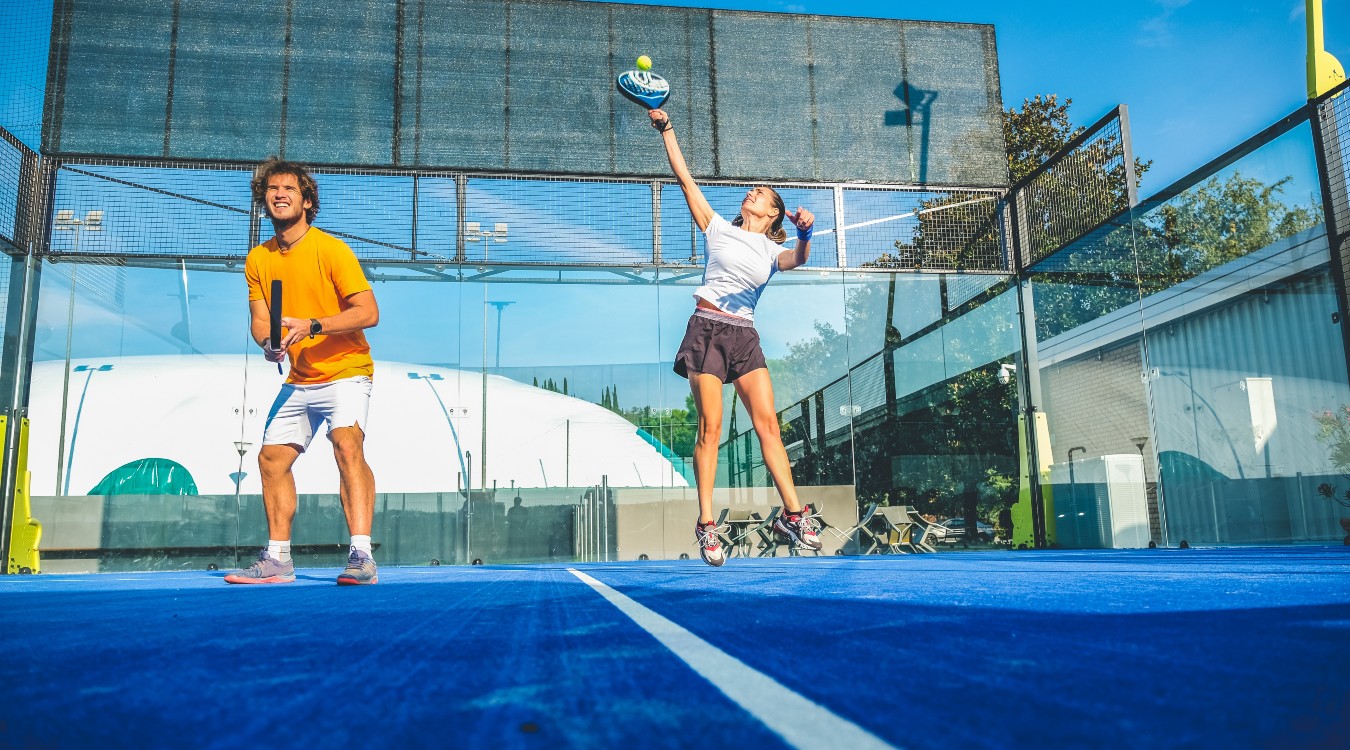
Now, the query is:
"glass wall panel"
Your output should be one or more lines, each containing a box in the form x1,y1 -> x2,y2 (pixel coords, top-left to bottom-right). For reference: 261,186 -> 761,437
1030,211 -> 1154,549
28,259 -> 254,572
880,277 -> 1020,546
1132,121 -> 1349,545
0,259 -> 11,339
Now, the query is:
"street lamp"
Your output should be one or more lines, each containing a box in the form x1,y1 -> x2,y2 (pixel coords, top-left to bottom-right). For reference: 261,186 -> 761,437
407,372 -> 470,484
487,301 -> 515,369
465,221 -> 508,263
54,209 -> 104,254
52,210 -> 106,495
464,222 -> 509,243
57,363 -> 112,495
53,209 -> 107,491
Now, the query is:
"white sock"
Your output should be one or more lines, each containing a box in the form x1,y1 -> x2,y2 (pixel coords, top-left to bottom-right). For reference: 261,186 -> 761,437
267,539 -> 292,563
350,535 -> 373,559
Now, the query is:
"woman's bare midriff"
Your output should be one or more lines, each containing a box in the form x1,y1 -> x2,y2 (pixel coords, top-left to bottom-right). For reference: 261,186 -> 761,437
695,298 -> 742,318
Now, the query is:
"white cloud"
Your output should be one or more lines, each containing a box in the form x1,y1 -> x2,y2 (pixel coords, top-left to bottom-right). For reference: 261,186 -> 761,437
1137,0 -> 1192,48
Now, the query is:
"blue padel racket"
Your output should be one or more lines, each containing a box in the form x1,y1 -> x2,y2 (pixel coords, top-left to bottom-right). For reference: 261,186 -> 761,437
269,279 -> 283,374
617,68 -> 670,110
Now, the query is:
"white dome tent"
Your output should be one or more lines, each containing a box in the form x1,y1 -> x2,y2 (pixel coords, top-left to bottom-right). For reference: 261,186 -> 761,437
28,355 -> 689,497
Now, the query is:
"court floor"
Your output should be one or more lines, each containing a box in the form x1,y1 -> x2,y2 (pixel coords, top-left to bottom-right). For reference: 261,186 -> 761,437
1,547 -> 1347,749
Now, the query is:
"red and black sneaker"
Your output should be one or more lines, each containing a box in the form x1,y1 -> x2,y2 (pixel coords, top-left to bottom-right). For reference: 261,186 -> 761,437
774,508 -> 823,550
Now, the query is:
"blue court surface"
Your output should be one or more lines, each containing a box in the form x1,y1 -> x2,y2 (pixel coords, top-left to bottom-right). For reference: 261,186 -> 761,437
1,547 -> 1347,749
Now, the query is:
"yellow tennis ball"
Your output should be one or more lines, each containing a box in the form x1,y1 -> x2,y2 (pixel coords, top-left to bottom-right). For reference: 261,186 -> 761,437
636,55 -> 652,71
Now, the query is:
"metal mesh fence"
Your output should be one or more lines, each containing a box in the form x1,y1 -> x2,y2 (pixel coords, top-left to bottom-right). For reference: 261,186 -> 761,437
1315,82 -> 1350,259
0,0 -> 49,149
38,154 -> 1005,271
1011,106 -> 1135,269
843,186 -> 1002,270
0,132 -> 25,252
43,0 -> 1007,187
946,272 -> 1006,309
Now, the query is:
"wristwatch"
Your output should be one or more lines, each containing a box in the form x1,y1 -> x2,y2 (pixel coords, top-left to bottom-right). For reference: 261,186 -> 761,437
309,318 -> 322,338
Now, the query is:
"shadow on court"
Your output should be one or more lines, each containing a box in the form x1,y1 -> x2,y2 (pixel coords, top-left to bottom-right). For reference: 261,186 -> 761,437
0,548 -> 1346,749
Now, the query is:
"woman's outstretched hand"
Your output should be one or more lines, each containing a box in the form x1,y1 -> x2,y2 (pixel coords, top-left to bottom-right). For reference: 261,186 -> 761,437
785,207 -> 814,235
649,109 -> 671,132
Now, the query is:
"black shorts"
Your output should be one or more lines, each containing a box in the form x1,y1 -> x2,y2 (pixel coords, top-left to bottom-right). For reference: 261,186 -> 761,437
673,310 -> 767,383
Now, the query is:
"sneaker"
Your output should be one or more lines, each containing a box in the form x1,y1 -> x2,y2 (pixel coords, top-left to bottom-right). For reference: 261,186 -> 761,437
695,521 -> 726,567
337,548 -> 379,585
774,508 -> 823,550
224,551 -> 295,584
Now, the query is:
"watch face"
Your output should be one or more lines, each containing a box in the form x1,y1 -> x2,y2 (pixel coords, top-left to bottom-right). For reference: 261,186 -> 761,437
310,319 -> 321,335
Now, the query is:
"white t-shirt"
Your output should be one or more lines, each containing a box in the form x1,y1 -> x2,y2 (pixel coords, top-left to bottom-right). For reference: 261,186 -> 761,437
692,213 -> 782,322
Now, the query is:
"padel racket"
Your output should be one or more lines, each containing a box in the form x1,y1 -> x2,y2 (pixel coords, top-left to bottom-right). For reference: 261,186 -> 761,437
269,279 -> 283,374
617,67 -> 670,110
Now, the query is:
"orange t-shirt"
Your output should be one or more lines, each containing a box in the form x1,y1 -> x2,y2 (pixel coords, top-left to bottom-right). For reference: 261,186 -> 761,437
245,227 -> 374,384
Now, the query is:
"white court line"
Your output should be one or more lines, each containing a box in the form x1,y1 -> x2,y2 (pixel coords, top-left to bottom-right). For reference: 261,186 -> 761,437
568,569 -> 897,750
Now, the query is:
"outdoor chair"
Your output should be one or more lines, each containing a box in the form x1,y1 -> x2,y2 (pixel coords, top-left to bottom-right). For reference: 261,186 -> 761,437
905,508 -> 946,552
822,502 -> 882,555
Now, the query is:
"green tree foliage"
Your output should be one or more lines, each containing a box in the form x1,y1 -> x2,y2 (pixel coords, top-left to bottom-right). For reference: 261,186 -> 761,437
1033,171 -> 1323,341
1005,94 -> 1085,183
870,95 -> 1152,273
619,394 -> 698,459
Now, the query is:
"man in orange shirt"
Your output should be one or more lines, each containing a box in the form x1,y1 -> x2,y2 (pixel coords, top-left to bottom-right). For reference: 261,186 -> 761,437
226,158 -> 381,585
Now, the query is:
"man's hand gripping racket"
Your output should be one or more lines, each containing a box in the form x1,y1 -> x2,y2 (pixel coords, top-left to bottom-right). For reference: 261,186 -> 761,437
265,280 -> 310,374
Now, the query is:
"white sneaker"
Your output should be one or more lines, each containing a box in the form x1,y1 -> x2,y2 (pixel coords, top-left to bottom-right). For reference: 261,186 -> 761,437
695,521 -> 726,567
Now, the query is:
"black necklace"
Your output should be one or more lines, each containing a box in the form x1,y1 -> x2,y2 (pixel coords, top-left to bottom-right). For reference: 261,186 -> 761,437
277,226 -> 311,252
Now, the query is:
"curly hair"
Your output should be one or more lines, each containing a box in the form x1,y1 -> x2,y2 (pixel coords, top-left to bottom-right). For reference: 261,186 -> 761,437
251,157 -> 319,224
731,186 -> 788,244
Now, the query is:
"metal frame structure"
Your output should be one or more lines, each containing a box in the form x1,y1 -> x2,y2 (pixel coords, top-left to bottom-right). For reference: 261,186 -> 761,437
6,76 -> 1350,566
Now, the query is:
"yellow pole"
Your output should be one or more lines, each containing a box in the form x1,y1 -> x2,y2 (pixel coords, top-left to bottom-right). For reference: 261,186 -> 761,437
3,416 -> 41,574
1308,0 -> 1346,98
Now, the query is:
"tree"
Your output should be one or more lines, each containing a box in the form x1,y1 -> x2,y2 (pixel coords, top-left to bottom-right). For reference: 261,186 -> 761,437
1032,171 -> 1323,341
874,96 -> 1154,272
618,394 -> 698,459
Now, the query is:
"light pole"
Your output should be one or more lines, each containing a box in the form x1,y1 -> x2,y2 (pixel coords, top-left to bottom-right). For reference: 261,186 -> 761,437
487,301 -> 515,369
465,224 -> 507,527
232,440 -> 252,563
60,364 -> 112,495
464,221 -> 509,263
52,209 -> 104,495
407,372 -> 469,483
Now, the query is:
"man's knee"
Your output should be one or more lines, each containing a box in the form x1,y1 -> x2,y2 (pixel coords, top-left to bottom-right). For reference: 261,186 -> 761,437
258,445 -> 298,477
330,425 -> 367,465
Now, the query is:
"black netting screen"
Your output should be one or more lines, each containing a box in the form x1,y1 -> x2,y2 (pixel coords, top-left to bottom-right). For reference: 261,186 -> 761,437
44,0 -> 1006,186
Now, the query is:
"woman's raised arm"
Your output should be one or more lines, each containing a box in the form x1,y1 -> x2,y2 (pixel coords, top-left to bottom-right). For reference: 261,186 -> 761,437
650,109 -> 714,232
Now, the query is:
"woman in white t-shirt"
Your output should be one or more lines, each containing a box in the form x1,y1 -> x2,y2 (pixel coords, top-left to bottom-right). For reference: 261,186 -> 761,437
650,107 -> 823,567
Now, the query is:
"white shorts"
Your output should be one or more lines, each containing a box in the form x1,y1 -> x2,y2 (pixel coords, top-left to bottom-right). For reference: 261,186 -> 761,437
262,375 -> 373,451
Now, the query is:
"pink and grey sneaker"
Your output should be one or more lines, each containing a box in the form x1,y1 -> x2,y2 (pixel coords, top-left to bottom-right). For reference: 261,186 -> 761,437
695,521 -> 726,567
337,548 -> 379,585
224,551 -> 295,584
774,508 -> 823,551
